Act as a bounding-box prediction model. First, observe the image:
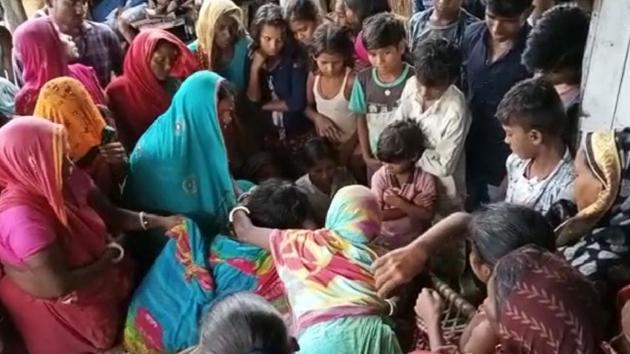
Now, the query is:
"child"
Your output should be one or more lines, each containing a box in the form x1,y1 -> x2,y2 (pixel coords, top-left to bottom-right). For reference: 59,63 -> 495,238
246,3 -> 312,177
462,0 -> 532,209
342,0 -> 392,68
296,137 -> 356,225
284,0 -> 323,44
232,185 -> 403,354
498,77 -> 574,215
408,0 -> 478,51
395,38 -> 470,215
371,120 -> 436,250
349,13 -> 414,179
306,22 -> 359,166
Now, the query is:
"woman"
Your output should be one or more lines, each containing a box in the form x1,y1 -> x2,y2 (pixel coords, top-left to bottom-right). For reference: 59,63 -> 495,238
124,179 -> 310,353
13,17 -> 105,116
34,77 -> 127,201
416,246 -> 607,354
0,118 -> 180,354
189,0 -> 251,92
556,129 -> 630,299
106,29 -> 198,150
233,185 -> 403,354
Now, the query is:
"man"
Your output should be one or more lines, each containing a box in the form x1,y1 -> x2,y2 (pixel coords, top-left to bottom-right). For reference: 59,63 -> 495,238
13,0 -> 122,87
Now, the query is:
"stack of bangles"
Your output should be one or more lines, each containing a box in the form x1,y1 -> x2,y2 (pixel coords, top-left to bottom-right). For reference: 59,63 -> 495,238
106,242 -> 125,263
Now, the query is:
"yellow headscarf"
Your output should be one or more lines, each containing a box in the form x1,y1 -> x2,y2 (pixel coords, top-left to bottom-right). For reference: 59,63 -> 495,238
195,0 -> 246,70
556,130 -> 622,245
33,77 -> 106,162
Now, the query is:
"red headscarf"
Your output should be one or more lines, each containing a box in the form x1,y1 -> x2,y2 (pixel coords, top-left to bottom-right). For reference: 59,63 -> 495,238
12,17 -> 105,116
105,29 -> 198,149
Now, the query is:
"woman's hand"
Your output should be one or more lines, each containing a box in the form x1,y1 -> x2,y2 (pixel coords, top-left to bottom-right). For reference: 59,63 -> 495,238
416,288 -> 443,326
252,50 -> 267,71
373,242 -> 429,298
313,114 -> 343,143
99,142 -> 128,165
150,214 -> 185,230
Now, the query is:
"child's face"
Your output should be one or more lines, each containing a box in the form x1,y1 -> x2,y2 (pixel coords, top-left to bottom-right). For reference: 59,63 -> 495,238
433,0 -> 463,17
335,0 -> 348,27
214,14 -> 239,49
309,158 -> 338,190
574,149 -> 603,212
150,42 -> 179,81
502,123 -> 538,160
343,3 -> 360,30
259,24 -> 285,57
485,8 -> 528,43
315,52 -> 346,77
367,42 -> 405,75
384,160 -> 414,175
469,245 -> 492,284
416,79 -> 450,102
290,19 -> 317,44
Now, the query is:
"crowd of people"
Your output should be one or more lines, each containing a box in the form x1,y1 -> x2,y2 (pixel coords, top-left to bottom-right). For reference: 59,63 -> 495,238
0,0 -> 627,353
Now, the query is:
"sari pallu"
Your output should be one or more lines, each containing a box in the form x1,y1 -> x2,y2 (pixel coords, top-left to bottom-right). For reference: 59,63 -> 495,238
0,118 -> 132,354
13,17 -> 105,116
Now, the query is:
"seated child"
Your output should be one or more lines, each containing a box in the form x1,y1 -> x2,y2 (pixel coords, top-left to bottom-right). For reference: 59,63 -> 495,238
232,185 -> 403,354
296,137 -> 356,225
408,0 -> 478,51
395,37 -> 470,215
284,0 -> 323,44
498,77 -> 575,215
371,120 -> 436,250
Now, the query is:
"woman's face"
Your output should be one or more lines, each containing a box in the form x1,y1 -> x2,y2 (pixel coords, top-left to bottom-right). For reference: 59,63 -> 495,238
150,41 -> 179,81
259,24 -> 285,57
469,246 -> 492,284
574,148 -> 603,211
217,93 -> 235,126
482,275 -> 501,332
290,19 -> 317,44
214,14 -> 239,49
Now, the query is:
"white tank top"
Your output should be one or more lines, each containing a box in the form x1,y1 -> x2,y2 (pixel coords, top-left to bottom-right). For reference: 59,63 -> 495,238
313,69 -> 356,143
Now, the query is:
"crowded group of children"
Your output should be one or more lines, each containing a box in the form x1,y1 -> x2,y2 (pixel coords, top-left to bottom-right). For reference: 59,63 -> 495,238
3,0 -> 629,353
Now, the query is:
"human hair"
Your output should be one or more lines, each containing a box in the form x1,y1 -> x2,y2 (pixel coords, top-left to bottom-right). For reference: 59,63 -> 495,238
309,22 -> 355,68
468,203 -> 556,266
496,77 -> 567,137
301,137 -> 338,169
250,3 -> 294,56
522,5 -> 590,77
198,292 -> 292,354
245,179 -> 309,229
486,0 -> 532,17
343,0 -> 391,28
376,119 -> 425,163
361,13 -> 406,51
413,38 -> 462,87
284,0 -> 320,23
218,79 -> 236,101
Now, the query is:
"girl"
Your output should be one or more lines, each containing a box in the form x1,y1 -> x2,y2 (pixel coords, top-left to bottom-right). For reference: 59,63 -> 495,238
233,185 -> 403,354
106,29 -> 198,151
285,0 -> 323,44
189,0 -> 251,92
247,3 -> 312,177
342,0 -> 391,68
306,22 -> 360,168
296,137 -> 356,226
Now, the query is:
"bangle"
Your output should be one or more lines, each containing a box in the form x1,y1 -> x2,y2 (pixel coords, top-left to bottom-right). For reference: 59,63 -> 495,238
229,206 -> 250,224
385,298 -> 396,316
138,211 -> 149,230
106,242 -> 125,263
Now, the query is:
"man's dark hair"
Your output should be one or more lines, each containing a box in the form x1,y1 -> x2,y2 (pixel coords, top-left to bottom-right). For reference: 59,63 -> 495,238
496,77 -> 567,137
413,38 -> 462,87
361,13 -> 406,51
522,5 -> 590,76
486,0 -> 532,17
376,119 -> 425,163
284,0 -> 320,23
468,203 -> 556,266
246,179 -> 309,229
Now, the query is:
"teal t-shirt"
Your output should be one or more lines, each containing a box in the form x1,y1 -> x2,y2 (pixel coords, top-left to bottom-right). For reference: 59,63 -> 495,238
188,36 -> 251,92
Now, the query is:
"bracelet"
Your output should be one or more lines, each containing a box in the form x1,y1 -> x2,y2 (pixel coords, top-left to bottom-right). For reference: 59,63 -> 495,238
138,211 -> 149,230
228,206 -> 250,224
385,298 -> 396,316
106,242 -> 125,263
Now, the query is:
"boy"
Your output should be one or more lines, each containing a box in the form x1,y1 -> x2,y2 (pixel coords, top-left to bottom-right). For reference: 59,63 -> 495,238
395,37 -> 470,214
498,77 -> 574,215
371,120 -> 436,250
349,13 -> 414,178
409,0 -> 478,51
462,0 -> 532,210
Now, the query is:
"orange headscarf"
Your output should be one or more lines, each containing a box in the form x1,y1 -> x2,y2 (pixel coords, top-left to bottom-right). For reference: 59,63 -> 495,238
33,77 -> 106,162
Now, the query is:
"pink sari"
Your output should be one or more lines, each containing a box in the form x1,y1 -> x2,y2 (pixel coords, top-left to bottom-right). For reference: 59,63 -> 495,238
13,17 -> 105,116
0,118 -> 132,354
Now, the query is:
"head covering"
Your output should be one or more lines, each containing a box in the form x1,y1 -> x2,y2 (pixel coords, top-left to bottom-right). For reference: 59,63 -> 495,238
124,71 -> 235,232
195,0 -> 245,70
33,77 -> 107,162
105,29 -> 198,149
0,77 -> 18,118
325,185 -> 382,243
13,17 -> 105,116
494,246 -> 605,354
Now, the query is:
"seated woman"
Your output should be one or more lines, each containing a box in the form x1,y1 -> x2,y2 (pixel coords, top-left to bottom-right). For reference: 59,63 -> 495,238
0,118 -> 180,354
124,179 -> 312,353
233,185 -> 403,354
416,245 -> 607,354
106,29 -> 198,150
13,17 -> 105,116
33,77 -> 127,201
